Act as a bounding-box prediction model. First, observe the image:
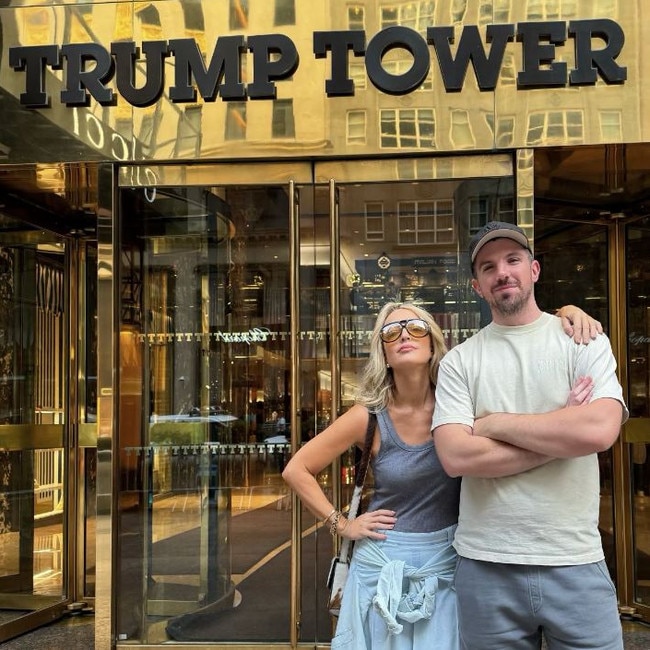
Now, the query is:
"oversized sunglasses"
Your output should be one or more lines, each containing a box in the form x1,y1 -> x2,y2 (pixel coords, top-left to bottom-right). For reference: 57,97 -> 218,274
379,318 -> 430,343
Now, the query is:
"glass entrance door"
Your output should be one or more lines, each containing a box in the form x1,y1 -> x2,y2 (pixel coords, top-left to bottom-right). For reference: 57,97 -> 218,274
114,157 -> 516,646
625,216 -> 650,616
0,164 -> 97,643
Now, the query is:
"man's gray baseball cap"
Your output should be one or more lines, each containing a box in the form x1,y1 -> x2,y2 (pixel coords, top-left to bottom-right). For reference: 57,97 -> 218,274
469,221 -> 532,263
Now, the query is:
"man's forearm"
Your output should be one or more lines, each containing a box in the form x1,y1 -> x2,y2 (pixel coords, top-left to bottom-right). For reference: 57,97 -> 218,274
474,399 -> 623,458
434,424 -> 554,478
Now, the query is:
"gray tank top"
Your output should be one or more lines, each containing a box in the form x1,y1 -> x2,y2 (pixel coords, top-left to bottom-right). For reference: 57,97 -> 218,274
366,408 -> 460,533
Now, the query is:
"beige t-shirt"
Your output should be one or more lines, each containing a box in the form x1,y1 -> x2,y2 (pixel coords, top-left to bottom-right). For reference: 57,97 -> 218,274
432,312 -> 628,565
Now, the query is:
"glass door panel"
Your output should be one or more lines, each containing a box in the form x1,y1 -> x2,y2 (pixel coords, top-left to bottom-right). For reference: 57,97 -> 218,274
626,217 -> 650,611
116,182 -> 294,644
534,219 -> 617,580
0,219 -> 68,638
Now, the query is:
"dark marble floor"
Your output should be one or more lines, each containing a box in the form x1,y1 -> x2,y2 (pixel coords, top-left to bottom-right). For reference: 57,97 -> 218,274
3,615 -> 650,649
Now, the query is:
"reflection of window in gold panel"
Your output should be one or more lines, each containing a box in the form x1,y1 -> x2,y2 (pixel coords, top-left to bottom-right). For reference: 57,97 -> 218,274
400,231 -> 417,245
451,0 -> 467,23
381,6 -> 399,29
347,110 -> 367,145
230,0 -> 249,30
566,111 -> 584,140
596,0 -> 618,16
495,0 -> 512,22
437,213 -> 455,244
479,1 -> 492,24
116,97 -> 131,122
350,62 -> 367,90
23,8 -> 53,45
226,103 -> 247,140
382,2 -> 436,31
528,0 -> 577,20
599,111 -> 623,141
496,117 -> 515,147
450,109 -> 475,148
498,197 -> 515,221
365,202 -> 384,240
384,59 -> 432,90
70,8 -> 93,43
348,6 -> 365,29
500,52 -> 516,85
114,5 -> 133,40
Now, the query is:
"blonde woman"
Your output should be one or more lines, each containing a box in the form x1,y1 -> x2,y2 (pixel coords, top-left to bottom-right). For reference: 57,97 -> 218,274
283,302 -> 598,650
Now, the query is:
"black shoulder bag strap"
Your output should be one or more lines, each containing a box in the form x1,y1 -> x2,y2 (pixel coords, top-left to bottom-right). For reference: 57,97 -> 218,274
335,410 -> 377,564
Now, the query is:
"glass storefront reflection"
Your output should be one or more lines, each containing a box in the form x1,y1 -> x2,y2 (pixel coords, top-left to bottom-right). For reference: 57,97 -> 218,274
116,183 -> 293,643
626,218 -> 650,607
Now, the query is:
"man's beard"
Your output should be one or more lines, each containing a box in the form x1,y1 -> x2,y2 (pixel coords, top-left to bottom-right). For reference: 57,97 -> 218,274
487,283 -> 533,317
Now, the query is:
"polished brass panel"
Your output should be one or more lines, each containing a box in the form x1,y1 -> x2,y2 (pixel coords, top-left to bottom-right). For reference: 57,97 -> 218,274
289,180 -> 301,646
0,3 -> 646,163
119,163 -> 313,187
0,424 -> 63,450
625,420 -> 650,443
94,164 -> 116,650
78,423 -> 98,447
316,155 -> 512,184
329,178 -> 342,545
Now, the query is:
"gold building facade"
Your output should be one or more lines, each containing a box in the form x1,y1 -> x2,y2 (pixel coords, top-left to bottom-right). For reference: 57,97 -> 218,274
0,1 -> 648,648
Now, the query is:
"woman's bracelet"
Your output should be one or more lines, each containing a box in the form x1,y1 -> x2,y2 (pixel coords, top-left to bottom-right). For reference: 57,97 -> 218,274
329,510 -> 342,535
323,508 -> 337,524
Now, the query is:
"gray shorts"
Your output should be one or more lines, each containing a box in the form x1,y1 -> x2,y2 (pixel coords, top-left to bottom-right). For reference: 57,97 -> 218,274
454,557 -> 623,650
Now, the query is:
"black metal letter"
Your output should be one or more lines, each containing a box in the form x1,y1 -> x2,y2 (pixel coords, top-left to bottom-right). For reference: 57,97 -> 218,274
366,26 -> 430,95
428,24 -> 515,91
517,22 -> 567,87
60,43 -> 114,106
169,36 -> 246,102
9,45 -> 60,107
247,34 -> 299,99
569,19 -> 627,85
111,40 -> 169,107
313,31 -> 365,96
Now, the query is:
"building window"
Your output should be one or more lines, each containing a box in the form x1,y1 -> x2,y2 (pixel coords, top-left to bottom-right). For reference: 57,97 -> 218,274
494,0 -> 511,22
272,99 -> 295,138
526,110 -> 584,145
182,0 -> 205,31
380,109 -> 435,148
381,1 -> 435,35
497,196 -> 515,221
230,0 -> 248,29
527,0 -> 577,20
599,111 -> 622,141
348,5 -> 365,29
383,59 -> 432,90
365,203 -> 384,241
175,106 -> 202,157
347,110 -> 367,145
469,198 -> 489,234
496,116 -> 515,147
451,0 -> 467,23
349,62 -> 367,90
225,102 -> 247,140
275,0 -> 295,26
398,200 -> 454,245
595,0 -> 617,14
450,109 -> 475,148
500,52 -> 516,85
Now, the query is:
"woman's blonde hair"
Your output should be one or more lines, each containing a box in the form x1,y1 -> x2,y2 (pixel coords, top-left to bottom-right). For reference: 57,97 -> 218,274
355,302 -> 448,411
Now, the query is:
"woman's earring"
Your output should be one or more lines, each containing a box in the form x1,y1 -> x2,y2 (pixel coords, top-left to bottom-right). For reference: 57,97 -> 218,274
386,363 -> 390,368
